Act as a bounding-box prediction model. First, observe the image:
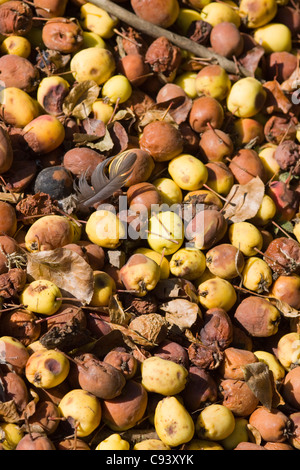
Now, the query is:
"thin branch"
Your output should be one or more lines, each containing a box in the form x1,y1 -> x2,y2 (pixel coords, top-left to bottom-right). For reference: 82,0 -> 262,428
89,0 -> 252,77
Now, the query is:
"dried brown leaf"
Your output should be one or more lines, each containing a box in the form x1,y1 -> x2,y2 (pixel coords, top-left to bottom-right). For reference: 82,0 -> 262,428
243,362 -> 273,411
222,176 -> 265,223
247,424 -> 262,445
86,127 -> 114,152
0,400 -> 21,423
109,323 -> 158,348
26,248 -> 94,305
154,95 -> 192,125
238,45 -> 265,76
137,109 -> 177,131
263,80 -> 293,115
63,80 -> 100,120
109,294 -> 133,326
268,296 -> 300,318
155,278 -> 199,303
160,299 -> 201,330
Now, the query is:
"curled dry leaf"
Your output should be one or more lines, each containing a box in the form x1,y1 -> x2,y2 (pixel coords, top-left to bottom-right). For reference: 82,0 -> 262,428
109,294 -> 133,326
243,362 -> 273,411
108,322 -> 158,349
263,80 -> 293,115
137,109 -> 177,131
238,45 -> 265,77
160,298 -> 201,330
222,176 -> 265,223
281,67 -> 300,93
62,80 -> 100,120
129,313 -> 168,345
85,127 -> 115,152
26,248 -> 94,305
154,278 -> 199,303
268,296 -> 300,319
154,95 -> 192,125
247,424 -> 262,446
0,400 -> 21,423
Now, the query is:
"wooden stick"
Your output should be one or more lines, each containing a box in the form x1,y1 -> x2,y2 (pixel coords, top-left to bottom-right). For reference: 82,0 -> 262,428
89,0 -> 251,77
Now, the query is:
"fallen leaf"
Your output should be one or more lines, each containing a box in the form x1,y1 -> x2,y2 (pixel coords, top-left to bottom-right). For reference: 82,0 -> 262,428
243,362 -> 273,411
137,109 -> 177,131
26,248 -> 94,305
153,95 -> 192,125
238,45 -> 265,77
263,80 -> 293,115
109,323 -> 158,349
109,294 -> 133,326
160,299 -> 201,330
86,127 -> 114,152
222,176 -> 265,223
0,400 -> 21,423
63,80 -> 100,120
154,278 -> 199,303
247,424 -> 262,445
268,296 -> 300,318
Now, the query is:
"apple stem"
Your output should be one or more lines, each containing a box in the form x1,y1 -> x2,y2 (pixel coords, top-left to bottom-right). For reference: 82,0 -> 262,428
146,230 -> 179,245
107,97 -> 121,125
207,122 -> 228,146
202,183 -> 235,206
225,157 -> 258,180
54,207 -> 84,227
278,120 -> 294,146
117,289 -> 140,294
153,212 -> 172,237
62,351 -> 89,372
233,284 -> 267,299
113,28 -> 143,47
265,171 -> 280,187
159,248 -> 166,267
0,176 -> 19,204
34,308 -> 81,324
55,297 -> 83,302
253,246 -> 288,271
271,220 -> 294,240
24,0 -> 50,12
160,102 -> 175,121
130,72 -> 154,84
32,16 -> 50,21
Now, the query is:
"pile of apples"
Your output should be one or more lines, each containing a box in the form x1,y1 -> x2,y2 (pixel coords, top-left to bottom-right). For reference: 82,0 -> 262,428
1,0 -> 300,452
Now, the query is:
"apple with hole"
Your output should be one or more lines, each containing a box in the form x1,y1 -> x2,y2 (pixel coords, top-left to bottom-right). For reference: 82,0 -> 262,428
58,389 -> 102,438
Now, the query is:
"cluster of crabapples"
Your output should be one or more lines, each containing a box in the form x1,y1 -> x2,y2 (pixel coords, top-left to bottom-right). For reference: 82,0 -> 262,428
1,0 -> 300,452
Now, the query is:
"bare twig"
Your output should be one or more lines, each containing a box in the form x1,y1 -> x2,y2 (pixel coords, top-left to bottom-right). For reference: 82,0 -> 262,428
89,0 -> 252,77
